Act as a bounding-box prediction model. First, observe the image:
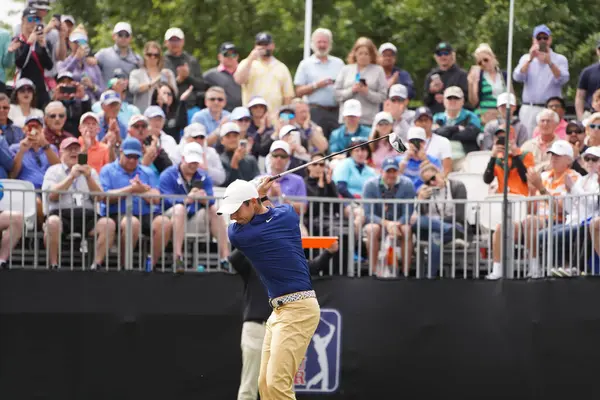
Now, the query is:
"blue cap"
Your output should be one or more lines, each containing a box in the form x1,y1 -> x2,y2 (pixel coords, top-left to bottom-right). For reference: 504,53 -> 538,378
144,105 -> 166,119
230,106 -> 251,121
533,24 -> 551,38
121,137 -> 143,158
382,157 -> 400,172
414,106 -> 433,120
24,115 -> 44,126
100,90 -> 121,105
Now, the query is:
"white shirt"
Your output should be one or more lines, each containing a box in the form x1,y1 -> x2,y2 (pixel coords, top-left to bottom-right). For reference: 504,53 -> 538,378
565,172 -> 600,225
8,104 -> 44,128
42,163 -> 101,214
425,133 -> 452,162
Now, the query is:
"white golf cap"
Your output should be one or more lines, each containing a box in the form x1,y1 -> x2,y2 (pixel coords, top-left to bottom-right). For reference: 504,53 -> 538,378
182,142 -> 204,164
378,42 -> 397,54
165,27 -> 185,41
220,121 -> 241,137
374,111 -> 393,125
79,112 -> 99,125
342,99 -> 362,117
61,15 -> 75,25
496,92 -> 517,107
247,96 -> 268,109
407,126 -> 427,141
388,84 -> 408,100
113,22 -> 132,35
184,122 -> 207,138
547,140 -> 574,158
583,146 -> 600,158
270,140 -> 291,155
217,179 -> 259,215
444,86 -> 464,99
279,125 -> 298,138
128,114 -> 148,128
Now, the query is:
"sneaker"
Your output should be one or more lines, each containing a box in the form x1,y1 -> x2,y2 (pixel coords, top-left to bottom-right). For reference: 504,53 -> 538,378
174,258 -> 185,274
49,264 -> 59,270
89,263 -> 101,271
527,267 -> 542,279
485,271 -> 503,280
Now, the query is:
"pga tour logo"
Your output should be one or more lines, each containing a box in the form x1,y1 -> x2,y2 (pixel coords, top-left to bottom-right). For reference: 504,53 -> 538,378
294,309 -> 341,393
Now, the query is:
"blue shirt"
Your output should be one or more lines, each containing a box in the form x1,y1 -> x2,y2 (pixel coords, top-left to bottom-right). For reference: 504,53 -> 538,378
396,155 -> 442,190
513,50 -> 570,104
191,108 -> 231,135
362,176 -> 416,224
92,101 -> 141,130
97,117 -> 128,141
577,63 -> 600,109
328,124 -> 371,153
388,66 -> 416,100
0,122 -> 25,145
99,160 -> 158,216
159,164 -> 215,215
228,204 -> 312,298
9,144 -> 58,188
332,157 -> 378,197
294,54 -> 345,107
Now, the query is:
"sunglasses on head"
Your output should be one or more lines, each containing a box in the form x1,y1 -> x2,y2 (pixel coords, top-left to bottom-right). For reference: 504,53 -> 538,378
584,156 -> 600,163
536,35 -> 549,41
436,50 -> 450,56
145,52 -> 160,58
117,31 -> 130,38
589,124 -> 600,130
48,113 -> 65,119
566,129 -> 583,135
208,97 -> 225,102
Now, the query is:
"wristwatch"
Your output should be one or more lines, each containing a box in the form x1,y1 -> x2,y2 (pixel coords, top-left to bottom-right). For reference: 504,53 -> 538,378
260,196 -> 269,203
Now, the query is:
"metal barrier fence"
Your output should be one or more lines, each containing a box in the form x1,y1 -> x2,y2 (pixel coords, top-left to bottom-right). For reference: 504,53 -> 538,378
0,184 -> 598,279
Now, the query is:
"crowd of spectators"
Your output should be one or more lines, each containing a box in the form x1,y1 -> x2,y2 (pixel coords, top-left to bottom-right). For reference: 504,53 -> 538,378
1,0 -> 600,277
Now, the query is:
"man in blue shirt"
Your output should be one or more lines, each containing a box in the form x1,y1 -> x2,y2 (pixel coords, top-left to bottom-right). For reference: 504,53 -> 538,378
216,178 -> 320,400
97,90 -> 128,143
397,126 -> 442,190
191,86 -> 231,137
159,142 -> 229,272
100,137 -> 172,268
362,157 -> 416,277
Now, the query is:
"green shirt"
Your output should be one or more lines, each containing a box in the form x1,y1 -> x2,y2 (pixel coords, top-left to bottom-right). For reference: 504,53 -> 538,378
0,29 -> 16,83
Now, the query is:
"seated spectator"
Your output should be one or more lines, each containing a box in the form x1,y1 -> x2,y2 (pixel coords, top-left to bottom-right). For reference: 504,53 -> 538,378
203,42 -> 242,112
174,123 -> 225,186
483,126 -> 535,196
78,112 -> 114,174
0,93 -> 25,145
521,108 -> 559,172
97,90 -> 127,141
99,137 -> 172,267
433,86 -> 481,168
487,140 -> 580,279
245,96 -> 275,158
397,126 -> 442,190
220,121 -> 260,186
8,78 -> 44,128
42,137 -> 116,270
0,182 -> 25,270
51,71 -> 93,135
144,106 -> 178,164
277,125 -> 310,165
363,157 -> 415,277
160,142 -> 229,271
273,104 -> 307,151
413,106 -> 452,175
411,162 -> 467,278
192,86 -> 230,139
150,82 -> 191,142
304,153 -> 339,233
332,137 -> 377,198
383,84 -> 414,141
378,42 -> 415,98
126,115 -> 172,177
481,93 -> 528,150
91,69 -> 141,128
566,121 -> 588,176
585,112 -> 600,147
369,111 -> 397,169
289,99 -> 328,154
230,106 -> 252,140
43,101 -> 74,148
532,97 -> 568,139
329,99 -> 370,153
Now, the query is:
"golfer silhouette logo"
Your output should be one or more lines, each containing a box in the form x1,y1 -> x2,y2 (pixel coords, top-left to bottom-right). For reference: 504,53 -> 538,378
294,309 -> 341,393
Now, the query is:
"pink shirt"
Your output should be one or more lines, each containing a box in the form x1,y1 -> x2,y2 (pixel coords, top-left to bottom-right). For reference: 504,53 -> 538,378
372,143 -> 399,169
218,64 -> 237,75
532,119 -> 567,140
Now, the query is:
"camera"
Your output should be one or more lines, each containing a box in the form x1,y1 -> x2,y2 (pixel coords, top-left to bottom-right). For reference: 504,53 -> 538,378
239,139 -> 248,149
59,85 -> 76,94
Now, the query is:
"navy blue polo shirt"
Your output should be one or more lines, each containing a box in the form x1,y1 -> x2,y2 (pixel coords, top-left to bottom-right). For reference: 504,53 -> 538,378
578,63 -> 600,109
228,204 -> 312,299
99,160 -> 158,216
159,164 -> 215,215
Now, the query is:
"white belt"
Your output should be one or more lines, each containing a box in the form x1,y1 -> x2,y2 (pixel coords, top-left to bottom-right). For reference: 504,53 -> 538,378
269,290 -> 316,309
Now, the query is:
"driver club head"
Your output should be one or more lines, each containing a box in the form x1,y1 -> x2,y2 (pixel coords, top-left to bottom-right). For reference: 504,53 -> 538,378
389,132 -> 407,153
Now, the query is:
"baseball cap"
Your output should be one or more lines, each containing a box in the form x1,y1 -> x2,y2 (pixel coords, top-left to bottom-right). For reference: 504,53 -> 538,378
279,125 -> 299,139
407,126 -> 427,141
435,42 -> 453,53
566,120 -> 585,133
22,7 -> 38,18
583,146 -> 600,158
230,107 -> 251,121
14,78 -> 35,91
496,92 -> 517,107
247,96 -> 268,109
533,24 -> 551,38
113,22 -> 132,35
100,90 -> 121,105
414,106 -> 433,120
30,0 -> 51,10
183,123 -> 207,138
182,142 -> 204,164
61,15 -> 75,25
255,32 -> 273,44
165,27 -> 185,41
144,105 -> 166,119
547,140 -> 574,158
56,71 -> 74,82
342,99 -> 362,117
128,115 -> 148,128
24,115 -> 44,126
79,112 -> 99,125
374,111 -> 393,125
378,42 -> 397,54
220,121 -> 241,137
121,137 -> 143,158
69,30 -> 88,43
444,86 -> 464,99
388,84 -> 408,100
112,68 -> 128,79
60,137 -> 81,151
382,157 -> 400,171
219,42 -> 237,54
216,179 -> 259,215
270,140 -> 291,155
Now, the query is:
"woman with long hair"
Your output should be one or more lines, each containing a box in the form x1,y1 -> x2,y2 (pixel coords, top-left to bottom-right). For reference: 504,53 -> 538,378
8,78 -> 43,128
150,82 -> 190,142
369,111 -> 397,169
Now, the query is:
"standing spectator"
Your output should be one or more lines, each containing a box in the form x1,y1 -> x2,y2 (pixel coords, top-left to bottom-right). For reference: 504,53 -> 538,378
144,106 -> 178,164
481,93 -> 528,150
235,32 -> 294,114
15,8 -> 53,109
334,37 -> 387,126
43,101 -> 74,148
203,42 -> 242,112
397,126 -> 442,190
377,42 -> 415,98
0,29 -> 18,93
521,108 -> 560,171
290,99 -> 328,155
163,27 -> 207,114
532,96 -> 568,139
294,28 -> 344,138
383,84 -> 414,141
175,123 -> 226,186
220,122 -> 260,186
95,22 -> 142,89
575,40 -> 600,120
328,99 -> 371,153
192,86 -> 231,138
369,111 -> 397,169
565,121 -> 589,176
52,71 -> 92,135
92,70 -> 141,127
513,24 -> 569,136
413,106 -> 453,175
0,93 -> 24,145
9,78 -> 44,128
78,112 -> 114,174
424,42 -> 469,114
128,41 -> 177,113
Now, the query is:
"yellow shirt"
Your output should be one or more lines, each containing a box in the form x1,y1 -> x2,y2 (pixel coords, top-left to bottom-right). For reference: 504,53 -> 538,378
239,57 -> 294,112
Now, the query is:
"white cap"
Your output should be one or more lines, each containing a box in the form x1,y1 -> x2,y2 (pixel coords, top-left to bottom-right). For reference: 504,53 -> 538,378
407,126 -> 427,141
374,111 -> 393,125
279,125 -> 298,138
247,97 -> 268,109
128,114 -> 148,128
165,27 -> 185,41
220,121 -> 241,137
547,140 -> 574,158
583,146 -> 600,158
184,122 -> 207,138
79,112 -> 99,125
497,92 -> 517,107
270,140 -> 291,155
444,86 -> 464,99
113,22 -> 132,35
182,142 -> 204,164
388,84 -> 408,100
217,179 -> 259,215
61,15 -> 75,25
378,42 -> 397,54
342,99 -> 362,117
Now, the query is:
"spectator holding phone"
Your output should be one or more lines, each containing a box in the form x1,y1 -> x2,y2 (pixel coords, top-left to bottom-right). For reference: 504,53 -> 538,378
144,106 -> 178,164
52,71 -> 92,135
220,122 -> 260,186
424,42 -> 469,114
304,153 -> 339,233
78,112 -> 114,174
92,69 -> 141,128
396,127 -> 442,190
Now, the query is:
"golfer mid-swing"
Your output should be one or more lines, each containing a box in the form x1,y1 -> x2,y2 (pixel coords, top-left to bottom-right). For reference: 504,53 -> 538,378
217,178 -> 320,399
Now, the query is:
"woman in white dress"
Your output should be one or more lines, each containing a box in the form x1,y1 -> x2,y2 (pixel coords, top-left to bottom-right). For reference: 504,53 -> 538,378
8,78 -> 43,128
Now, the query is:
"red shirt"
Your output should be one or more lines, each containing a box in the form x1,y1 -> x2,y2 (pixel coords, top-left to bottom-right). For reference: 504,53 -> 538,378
44,128 -> 74,148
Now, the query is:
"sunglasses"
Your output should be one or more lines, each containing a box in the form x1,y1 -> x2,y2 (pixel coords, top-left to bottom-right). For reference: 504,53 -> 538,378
589,124 -> 600,130
48,113 -> 66,119
133,124 -> 147,129
390,98 -> 405,103
313,162 -> 326,167
207,97 -> 225,102
478,58 -> 490,65
27,16 -> 41,23
436,51 -> 450,56
426,175 -> 437,185
145,53 -> 160,58
584,156 -> 600,163
566,130 -> 583,135
272,154 -> 290,159
223,52 -> 238,58
536,35 -> 549,41
33,153 -> 43,167
125,154 -> 140,160
117,32 -> 130,38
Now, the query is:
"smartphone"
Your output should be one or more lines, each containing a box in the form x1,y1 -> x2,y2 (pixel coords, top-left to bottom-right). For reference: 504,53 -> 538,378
36,24 -> 44,33
239,139 -> 248,149
78,153 -> 88,165
496,136 -> 506,146
190,180 -> 204,190
60,85 -> 76,94
359,78 -> 367,86
538,42 -> 548,52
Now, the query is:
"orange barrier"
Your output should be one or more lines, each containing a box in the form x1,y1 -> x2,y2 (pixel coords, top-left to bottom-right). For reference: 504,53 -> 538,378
301,236 -> 338,249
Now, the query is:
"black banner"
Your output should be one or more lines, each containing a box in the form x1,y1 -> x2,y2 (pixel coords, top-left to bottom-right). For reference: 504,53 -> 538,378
1,271 -> 600,399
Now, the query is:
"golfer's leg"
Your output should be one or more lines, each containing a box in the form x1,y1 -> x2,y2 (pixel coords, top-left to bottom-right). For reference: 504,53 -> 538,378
258,313 -> 274,399
238,321 -> 266,400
